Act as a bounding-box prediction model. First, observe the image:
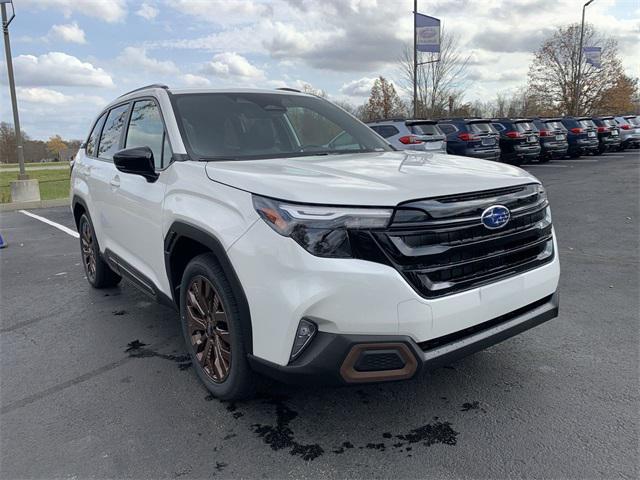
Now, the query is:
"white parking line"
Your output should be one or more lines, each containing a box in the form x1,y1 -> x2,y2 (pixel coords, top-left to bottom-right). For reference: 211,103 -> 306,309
19,210 -> 79,238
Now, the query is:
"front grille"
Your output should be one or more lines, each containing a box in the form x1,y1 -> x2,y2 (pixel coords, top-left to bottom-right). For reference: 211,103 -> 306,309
359,184 -> 554,298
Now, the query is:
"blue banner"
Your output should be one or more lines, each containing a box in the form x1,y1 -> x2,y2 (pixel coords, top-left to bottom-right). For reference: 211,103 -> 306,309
415,13 -> 440,53
583,46 -> 602,68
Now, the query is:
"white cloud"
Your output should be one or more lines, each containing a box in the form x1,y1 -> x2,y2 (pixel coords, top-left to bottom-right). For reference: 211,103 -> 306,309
340,77 -> 376,97
7,52 -> 114,88
202,52 -> 265,79
180,74 -> 211,87
117,47 -> 178,75
17,87 -> 105,106
22,0 -> 127,23
136,2 -> 159,21
49,22 -> 87,44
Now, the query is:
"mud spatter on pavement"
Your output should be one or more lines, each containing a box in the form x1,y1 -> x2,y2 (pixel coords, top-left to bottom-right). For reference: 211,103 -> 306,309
461,401 -> 486,413
125,340 -> 192,370
251,398 -> 325,461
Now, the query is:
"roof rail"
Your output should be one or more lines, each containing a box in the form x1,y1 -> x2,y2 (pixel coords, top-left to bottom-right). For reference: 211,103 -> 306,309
119,84 -> 169,98
277,87 -> 301,93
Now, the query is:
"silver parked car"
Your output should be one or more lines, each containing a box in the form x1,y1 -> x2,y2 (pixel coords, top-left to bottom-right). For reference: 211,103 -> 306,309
613,115 -> 640,149
367,119 -> 447,153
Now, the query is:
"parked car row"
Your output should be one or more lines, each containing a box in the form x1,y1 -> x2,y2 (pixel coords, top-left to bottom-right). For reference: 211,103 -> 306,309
366,114 -> 640,164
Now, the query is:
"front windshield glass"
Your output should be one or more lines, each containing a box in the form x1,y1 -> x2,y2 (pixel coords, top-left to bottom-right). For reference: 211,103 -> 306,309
172,92 -> 392,160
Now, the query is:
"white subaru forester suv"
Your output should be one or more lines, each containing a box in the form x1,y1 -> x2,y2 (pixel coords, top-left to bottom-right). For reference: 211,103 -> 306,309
71,85 -> 560,400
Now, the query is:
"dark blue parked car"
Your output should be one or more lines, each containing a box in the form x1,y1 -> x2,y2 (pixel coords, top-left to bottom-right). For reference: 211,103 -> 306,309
490,118 -> 541,165
559,117 -> 599,158
437,118 -> 500,161
532,118 -> 569,160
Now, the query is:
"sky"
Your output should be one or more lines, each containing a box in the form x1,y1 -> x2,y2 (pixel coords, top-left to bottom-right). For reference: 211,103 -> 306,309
0,0 -> 638,141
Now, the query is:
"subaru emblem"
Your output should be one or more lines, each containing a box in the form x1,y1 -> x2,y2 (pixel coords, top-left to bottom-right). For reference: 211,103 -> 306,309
481,205 -> 510,230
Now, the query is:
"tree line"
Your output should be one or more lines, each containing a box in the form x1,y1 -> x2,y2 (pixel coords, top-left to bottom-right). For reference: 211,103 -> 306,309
343,22 -> 639,122
0,122 -> 80,164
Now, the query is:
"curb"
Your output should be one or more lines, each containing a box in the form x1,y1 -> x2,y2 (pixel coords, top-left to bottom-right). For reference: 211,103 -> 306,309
0,198 -> 70,212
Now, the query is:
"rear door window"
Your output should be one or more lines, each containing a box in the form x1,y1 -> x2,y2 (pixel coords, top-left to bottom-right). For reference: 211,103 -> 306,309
86,113 -> 106,157
579,119 -> 596,128
409,123 -> 439,135
98,104 -> 130,160
370,125 -> 400,138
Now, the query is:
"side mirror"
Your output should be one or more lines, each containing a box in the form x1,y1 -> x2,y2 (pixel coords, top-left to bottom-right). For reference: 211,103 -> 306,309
113,146 -> 159,182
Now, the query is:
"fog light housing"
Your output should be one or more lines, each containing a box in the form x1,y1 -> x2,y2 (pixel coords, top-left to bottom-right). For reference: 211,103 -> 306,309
289,319 -> 317,362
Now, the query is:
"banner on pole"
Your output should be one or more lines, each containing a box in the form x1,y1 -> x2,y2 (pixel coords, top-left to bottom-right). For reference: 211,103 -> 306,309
583,46 -> 602,68
415,13 -> 440,53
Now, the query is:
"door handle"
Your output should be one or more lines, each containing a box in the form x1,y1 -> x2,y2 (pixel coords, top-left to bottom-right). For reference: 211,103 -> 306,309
109,175 -> 120,188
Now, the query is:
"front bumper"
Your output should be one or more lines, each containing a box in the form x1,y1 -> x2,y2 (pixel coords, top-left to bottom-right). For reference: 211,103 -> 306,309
249,292 -> 559,385
229,219 -> 560,367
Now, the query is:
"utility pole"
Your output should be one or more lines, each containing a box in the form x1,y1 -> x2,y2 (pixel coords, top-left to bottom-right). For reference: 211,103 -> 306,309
2,0 -> 39,202
575,0 -> 595,115
1,0 -> 26,179
413,0 -> 418,118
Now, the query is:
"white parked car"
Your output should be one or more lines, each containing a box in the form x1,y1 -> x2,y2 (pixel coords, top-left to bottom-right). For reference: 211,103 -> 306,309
613,115 -> 640,149
71,85 -> 560,399
367,119 -> 447,153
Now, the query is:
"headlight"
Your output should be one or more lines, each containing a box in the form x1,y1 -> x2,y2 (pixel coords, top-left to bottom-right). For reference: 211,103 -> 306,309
253,195 -> 393,258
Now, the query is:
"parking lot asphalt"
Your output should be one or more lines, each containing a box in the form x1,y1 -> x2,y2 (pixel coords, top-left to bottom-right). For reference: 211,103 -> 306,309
1,151 -> 638,479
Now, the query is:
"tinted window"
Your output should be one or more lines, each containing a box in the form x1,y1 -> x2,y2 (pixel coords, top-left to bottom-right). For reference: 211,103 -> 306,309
626,116 -> 639,126
439,123 -> 456,134
173,93 -> 391,160
469,122 -> 495,134
409,123 -> 440,135
515,122 -> 535,132
86,113 -> 106,157
126,100 -> 165,169
579,119 -> 596,128
370,125 -> 400,138
492,123 -> 506,131
545,121 -> 566,131
98,104 -> 130,160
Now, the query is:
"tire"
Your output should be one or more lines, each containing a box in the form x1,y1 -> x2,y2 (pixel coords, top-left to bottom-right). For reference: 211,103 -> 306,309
179,253 -> 255,400
538,155 -> 550,163
79,213 -> 121,288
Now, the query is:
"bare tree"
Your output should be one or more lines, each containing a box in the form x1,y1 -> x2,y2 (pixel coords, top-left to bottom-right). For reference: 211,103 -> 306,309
527,23 -> 625,116
361,76 -> 406,122
399,29 -> 470,118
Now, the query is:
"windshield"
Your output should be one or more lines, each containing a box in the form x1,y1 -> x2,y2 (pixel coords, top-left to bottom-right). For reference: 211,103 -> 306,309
544,120 -> 566,131
171,92 -> 392,160
602,119 -> 617,127
515,121 -> 535,132
409,123 -> 441,135
469,122 -> 496,134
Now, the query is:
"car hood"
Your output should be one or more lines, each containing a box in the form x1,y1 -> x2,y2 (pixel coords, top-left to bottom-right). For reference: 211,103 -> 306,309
204,150 -> 539,206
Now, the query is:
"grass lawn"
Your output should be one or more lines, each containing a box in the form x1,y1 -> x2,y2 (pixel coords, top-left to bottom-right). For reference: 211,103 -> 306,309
0,167 -> 70,203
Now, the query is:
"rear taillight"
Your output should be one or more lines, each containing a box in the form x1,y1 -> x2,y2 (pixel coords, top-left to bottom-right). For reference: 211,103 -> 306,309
620,124 -> 632,130
505,131 -> 522,139
597,126 -> 609,133
398,135 -> 423,145
458,132 -> 479,141
538,129 -> 552,137
570,127 -> 584,134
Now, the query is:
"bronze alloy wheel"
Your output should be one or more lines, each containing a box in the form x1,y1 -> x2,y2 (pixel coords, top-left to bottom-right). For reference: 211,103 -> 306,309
186,276 -> 232,383
80,219 -> 97,282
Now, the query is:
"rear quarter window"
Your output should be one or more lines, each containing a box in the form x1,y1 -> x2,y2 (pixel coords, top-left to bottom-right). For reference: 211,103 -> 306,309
85,113 -> 107,157
370,125 -> 400,138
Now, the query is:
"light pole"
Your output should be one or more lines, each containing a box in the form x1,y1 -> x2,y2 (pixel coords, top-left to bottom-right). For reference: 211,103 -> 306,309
575,0 -> 595,115
413,0 -> 418,118
1,0 -> 39,202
